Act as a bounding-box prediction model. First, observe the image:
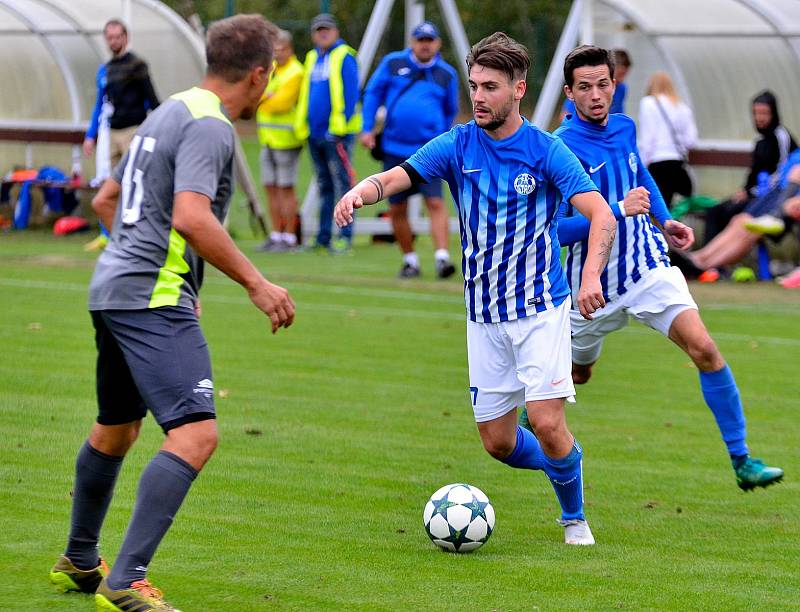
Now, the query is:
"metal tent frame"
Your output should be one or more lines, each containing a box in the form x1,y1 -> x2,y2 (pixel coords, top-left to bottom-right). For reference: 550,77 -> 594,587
299,0 -> 471,241
533,0 -> 800,143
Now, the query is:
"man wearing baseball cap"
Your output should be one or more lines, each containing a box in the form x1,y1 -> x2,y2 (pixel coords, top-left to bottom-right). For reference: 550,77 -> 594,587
361,21 -> 459,278
295,13 -> 362,252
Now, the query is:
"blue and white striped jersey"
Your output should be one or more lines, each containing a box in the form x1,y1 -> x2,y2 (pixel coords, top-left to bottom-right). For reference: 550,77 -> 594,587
554,113 -> 672,305
407,118 -> 598,323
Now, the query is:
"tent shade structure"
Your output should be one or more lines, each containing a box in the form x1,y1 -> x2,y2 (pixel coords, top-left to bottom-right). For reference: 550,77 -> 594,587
0,0 -> 205,174
0,0 -> 267,233
534,0 -> 800,196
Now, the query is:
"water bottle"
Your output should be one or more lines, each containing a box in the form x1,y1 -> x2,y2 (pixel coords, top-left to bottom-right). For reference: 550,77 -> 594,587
755,170 -> 772,280
756,171 -> 770,197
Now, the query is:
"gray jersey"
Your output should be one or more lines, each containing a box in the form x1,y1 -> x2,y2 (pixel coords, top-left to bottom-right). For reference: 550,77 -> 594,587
89,87 -> 234,311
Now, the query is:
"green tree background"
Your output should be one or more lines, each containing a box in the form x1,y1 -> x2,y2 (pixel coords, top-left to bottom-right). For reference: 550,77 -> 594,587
162,0 -> 570,115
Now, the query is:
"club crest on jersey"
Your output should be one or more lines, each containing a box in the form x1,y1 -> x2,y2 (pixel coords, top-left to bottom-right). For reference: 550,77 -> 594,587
514,173 -> 536,195
628,152 -> 638,173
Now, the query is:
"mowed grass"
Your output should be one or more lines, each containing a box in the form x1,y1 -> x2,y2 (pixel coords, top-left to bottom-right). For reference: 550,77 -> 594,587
1,228 -> 799,611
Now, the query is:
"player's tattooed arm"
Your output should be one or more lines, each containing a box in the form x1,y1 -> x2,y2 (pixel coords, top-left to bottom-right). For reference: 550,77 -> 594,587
569,190 -> 617,272
335,166 -> 412,227
598,216 -> 616,265
353,166 -> 410,204
365,176 -> 384,203
568,190 -> 617,319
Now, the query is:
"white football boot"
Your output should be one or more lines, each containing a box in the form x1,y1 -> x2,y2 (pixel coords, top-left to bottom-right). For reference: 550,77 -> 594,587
559,519 -> 595,545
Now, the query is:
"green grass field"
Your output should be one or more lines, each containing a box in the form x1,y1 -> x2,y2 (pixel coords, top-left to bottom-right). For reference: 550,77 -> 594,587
1,226 -> 798,611
2,130 -> 800,610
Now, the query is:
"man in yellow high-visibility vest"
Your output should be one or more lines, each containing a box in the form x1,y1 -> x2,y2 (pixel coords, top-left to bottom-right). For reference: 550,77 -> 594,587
295,13 -> 361,252
256,29 -> 305,252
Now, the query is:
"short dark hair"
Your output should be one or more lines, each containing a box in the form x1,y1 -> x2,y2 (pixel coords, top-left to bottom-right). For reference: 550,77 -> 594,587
206,14 -> 279,83
563,45 -> 615,87
466,32 -> 529,82
103,19 -> 127,36
612,49 -> 631,68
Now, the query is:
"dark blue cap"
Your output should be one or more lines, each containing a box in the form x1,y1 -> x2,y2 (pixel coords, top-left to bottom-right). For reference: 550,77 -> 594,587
412,21 -> 439,40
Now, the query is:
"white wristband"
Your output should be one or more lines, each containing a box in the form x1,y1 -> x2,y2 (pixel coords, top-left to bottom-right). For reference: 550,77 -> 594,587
618,199 -> 627,217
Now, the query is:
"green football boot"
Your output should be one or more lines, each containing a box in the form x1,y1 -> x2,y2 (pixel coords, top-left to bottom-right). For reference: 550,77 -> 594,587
518,406 -> 533,433
95,577 -> 181,612
734,457 -> 784,491
49,555 -> 108,594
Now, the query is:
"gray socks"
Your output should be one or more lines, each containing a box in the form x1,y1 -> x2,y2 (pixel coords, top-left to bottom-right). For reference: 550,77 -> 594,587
106,451 -> 197,590
65,441 -> 124,570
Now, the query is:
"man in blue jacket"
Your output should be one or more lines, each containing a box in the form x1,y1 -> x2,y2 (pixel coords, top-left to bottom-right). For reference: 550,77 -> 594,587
81,62 -> 113,252
361,22 -> 459,278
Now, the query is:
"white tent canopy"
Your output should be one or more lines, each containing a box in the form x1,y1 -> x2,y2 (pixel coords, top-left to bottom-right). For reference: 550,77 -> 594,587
534,0 -> 800,195
0,0 -> 205,172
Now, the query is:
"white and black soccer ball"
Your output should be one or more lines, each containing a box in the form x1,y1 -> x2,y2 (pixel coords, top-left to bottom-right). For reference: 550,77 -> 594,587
423,483 -> 495,552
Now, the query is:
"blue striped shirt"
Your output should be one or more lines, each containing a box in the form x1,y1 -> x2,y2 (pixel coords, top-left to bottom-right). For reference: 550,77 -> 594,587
407,118 -> 598,323
554,113 -> 672,305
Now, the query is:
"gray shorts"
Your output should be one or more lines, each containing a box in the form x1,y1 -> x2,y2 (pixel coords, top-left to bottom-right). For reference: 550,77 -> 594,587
92,307 -> 216,433
260,146 -> 302,188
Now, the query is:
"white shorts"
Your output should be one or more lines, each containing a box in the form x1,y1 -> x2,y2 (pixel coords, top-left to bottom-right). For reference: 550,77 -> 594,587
571,266 -> 698,365
467,298 -> 575,423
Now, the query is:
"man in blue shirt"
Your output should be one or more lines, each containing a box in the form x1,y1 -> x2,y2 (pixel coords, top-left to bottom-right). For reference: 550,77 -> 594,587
524,45 -> 783,491
335,33 -> 617,545
82,62 -> 113,252
361,21 -> 459,278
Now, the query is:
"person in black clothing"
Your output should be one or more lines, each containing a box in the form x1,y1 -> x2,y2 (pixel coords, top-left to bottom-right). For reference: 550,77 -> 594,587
703,91 -> 796,245
102,19 -> 160,167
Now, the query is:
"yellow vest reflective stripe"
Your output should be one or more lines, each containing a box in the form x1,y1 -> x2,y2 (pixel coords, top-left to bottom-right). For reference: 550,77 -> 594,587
256,56 -> 304,149
295,44 -> 362,140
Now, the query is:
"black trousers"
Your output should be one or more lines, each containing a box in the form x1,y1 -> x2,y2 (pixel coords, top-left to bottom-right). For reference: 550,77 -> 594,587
647,160 -> 693,209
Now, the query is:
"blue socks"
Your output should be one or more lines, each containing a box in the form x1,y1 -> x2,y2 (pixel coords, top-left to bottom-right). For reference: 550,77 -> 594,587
543,441 -> 585,521
65,441 -> 123,570
699,365 -> 749,458
502,426 -> 546,470
106,451 -> 198,590
502,426 -> 585,521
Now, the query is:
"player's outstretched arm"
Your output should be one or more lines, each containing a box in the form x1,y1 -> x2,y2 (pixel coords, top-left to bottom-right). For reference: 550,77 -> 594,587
334,165 -> 412,227
91,178 -> 121,231
557,190 -> 651,247
570,190 -> 616,320
172,191 -> 295,334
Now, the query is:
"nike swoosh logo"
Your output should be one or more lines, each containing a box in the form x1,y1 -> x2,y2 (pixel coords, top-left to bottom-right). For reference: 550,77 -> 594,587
588,162 -> 606,174
550,377 -> 567,386
462,166 -> 482,174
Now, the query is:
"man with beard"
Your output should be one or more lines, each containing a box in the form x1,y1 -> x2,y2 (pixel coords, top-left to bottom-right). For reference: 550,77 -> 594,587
49,15 -> 295,611
335,33 -> 616,545
96,19 -> 160,168
83,19 -> 160,252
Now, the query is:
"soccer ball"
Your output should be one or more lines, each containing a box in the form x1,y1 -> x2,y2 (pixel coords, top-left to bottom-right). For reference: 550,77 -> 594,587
423,483 -> 495,552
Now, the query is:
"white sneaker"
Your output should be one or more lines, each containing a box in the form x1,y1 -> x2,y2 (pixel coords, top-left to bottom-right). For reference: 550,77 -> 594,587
559,519 -> 595,545
744,214 -> 785,235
